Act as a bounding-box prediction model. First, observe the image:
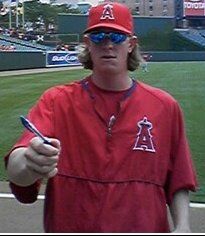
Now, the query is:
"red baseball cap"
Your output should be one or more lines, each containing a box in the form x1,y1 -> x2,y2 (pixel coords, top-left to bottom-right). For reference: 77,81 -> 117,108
84,2 -> 134,35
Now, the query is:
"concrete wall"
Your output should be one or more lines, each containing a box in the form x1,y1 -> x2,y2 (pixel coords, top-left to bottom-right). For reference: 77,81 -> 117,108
0,51 -> 204,71
0,51 -> 46,71
57,14 -> 175,37
148,51 -> 205,61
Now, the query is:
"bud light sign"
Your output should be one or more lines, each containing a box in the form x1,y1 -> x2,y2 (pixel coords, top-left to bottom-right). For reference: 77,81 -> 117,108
46,51 -> 82,67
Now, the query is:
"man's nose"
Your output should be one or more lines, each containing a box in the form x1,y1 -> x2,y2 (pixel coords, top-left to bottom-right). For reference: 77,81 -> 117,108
102,38 -> 114,48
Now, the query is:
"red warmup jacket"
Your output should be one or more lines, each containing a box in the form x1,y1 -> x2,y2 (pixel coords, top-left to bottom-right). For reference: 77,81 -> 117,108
5,76 -> 197,233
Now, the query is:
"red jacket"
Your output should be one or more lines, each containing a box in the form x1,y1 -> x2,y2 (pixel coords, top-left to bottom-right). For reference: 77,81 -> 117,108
5,77 -> 197,233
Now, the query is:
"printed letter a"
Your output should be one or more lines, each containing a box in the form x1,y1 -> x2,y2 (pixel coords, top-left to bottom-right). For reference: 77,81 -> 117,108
133,117 -> 156,153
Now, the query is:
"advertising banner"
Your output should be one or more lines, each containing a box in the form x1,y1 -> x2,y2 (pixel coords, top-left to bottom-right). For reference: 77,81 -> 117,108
184,0 -> 205,16
46,51 -> 81,67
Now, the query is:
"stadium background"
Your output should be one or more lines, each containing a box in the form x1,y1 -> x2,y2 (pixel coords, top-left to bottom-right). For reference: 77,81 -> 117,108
0,0 -> 205,70
0,0 -> 205,197
0,0 -> 205,233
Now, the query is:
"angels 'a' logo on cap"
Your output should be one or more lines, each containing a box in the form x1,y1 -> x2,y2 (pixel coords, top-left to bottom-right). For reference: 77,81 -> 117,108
100,4 -> 115,20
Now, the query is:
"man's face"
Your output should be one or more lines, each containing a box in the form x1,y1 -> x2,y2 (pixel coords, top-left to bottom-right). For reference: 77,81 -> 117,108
84,28 -> 135,74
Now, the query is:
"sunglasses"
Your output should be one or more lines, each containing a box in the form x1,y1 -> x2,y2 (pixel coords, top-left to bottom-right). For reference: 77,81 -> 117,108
89,32 -> 128,44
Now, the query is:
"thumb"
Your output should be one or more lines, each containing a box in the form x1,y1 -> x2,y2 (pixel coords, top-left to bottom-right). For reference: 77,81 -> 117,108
47,138 -> 61,151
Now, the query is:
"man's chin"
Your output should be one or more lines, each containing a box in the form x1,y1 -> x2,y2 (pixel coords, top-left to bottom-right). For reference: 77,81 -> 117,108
99,65 -> 119,73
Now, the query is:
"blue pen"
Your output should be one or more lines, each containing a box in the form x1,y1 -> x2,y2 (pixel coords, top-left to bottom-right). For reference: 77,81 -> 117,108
20,115 -> 51,145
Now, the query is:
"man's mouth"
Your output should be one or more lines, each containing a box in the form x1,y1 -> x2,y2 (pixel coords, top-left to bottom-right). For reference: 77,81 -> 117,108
101,55 -> 116,59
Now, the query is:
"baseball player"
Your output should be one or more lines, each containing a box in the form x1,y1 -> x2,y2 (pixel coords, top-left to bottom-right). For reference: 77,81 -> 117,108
5,2 -> 197,233
140,53 -> 152,72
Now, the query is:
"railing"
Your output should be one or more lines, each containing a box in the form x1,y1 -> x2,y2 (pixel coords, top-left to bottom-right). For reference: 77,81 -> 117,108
0,39 -> 40,51
177,29 -> 205,47
0,34 -> 54,51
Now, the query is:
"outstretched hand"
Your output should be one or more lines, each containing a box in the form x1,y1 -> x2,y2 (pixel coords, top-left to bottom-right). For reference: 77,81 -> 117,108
24,137 -> 61,179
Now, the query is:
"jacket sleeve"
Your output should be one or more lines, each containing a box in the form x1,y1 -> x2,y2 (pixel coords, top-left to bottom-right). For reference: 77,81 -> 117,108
4,88 -> 55,203
165,101 -> 198,205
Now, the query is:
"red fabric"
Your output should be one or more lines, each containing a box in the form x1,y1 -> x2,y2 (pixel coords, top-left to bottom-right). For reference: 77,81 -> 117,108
9,181 -> 41,204
5,77 -> 197,233
88,80 -> 127,122
84,2 -> 134,34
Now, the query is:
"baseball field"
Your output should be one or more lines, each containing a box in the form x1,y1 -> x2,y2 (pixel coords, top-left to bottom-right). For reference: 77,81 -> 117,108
0,62 -> 204,202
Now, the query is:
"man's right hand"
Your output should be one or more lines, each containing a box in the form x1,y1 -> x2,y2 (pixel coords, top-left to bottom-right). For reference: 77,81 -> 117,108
24,137 -> 61,179
7,137 -> 61,186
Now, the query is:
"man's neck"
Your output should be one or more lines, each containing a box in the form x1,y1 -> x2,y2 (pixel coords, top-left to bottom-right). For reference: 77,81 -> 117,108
91,70 -> 132,91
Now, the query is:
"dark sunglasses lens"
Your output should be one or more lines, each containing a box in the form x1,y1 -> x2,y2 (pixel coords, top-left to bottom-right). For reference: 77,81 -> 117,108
89,32 -> 127,44
110,33 -> 127,44
90,32 -> 105,44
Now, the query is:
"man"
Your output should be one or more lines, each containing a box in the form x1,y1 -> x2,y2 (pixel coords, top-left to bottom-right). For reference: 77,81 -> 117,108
5,2 -> 197,233
140,53 -> 152,72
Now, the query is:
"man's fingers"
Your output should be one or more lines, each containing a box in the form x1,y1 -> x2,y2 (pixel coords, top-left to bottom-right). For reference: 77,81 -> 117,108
23,137 -> 61,179
26,158 -> 58,175
24,149 -> 59,166
29,137 -> 60,156
49,138 -> 61,150
47,168 -> 58,178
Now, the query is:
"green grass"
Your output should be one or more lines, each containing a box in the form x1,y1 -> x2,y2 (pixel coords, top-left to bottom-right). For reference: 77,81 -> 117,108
0,63 -> 204,202
0,69 -> 90,180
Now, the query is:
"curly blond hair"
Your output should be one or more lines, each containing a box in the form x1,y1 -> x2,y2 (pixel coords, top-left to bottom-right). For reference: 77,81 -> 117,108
78,42 -> 143,71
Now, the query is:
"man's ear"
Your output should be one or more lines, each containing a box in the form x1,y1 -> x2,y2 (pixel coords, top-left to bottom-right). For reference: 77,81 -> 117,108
83,34 -> 91,48
128,36 -> 138,53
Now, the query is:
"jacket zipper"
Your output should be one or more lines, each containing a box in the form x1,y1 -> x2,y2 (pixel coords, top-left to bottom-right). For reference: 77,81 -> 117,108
107,115 -> 116,137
